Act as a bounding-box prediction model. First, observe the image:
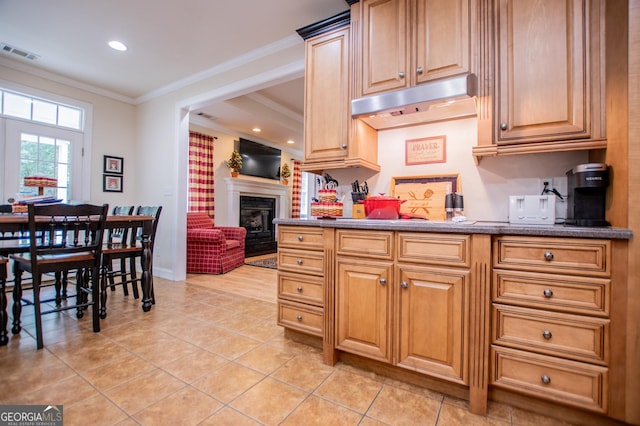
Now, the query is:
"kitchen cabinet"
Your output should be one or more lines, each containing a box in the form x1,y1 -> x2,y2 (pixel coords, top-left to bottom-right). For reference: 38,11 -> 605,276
298,12 -> 380,174
474,0 -> 606,160
335,230 -> 470,383
360,0 -> 472,96
490,236 -> 611,413
277,226 -> 333,344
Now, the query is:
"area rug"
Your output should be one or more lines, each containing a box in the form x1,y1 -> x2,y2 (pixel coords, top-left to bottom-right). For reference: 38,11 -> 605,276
245,256 -> 278,270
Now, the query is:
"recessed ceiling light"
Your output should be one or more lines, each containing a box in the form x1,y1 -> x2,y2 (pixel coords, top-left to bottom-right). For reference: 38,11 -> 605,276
252,127 -> 261,133
108,40 -> 127,51
287,140 -> 295,144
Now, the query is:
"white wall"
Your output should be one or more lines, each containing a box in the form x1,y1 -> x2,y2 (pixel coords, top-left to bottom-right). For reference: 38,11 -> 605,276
325,117 -> 588,222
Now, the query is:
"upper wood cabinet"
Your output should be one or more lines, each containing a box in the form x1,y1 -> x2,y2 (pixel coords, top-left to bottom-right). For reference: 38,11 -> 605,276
298,10 -> 380,174
360,0 -> 472,96
474,0 -> 606,160
303,26 -> 351,165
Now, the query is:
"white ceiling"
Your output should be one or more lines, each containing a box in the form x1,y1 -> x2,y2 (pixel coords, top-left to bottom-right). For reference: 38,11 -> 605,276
0,0 -> 350,151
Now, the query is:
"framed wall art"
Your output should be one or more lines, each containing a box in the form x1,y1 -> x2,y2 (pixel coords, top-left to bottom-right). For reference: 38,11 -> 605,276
390,174 -> 459,220
104,155 -> 123,174
405,135 -> 446,165
103,174 -> 123,193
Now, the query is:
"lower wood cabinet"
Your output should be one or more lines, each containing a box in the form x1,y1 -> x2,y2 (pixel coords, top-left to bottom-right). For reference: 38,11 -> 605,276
335,230 -> 470,384
397,264 -> 469,383
491,345 -> 608,413
335,258 -> 393,363
491,236 -> 612,413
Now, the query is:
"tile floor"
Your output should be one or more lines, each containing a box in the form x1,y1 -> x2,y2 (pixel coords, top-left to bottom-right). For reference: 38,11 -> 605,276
0,268 -> 577,425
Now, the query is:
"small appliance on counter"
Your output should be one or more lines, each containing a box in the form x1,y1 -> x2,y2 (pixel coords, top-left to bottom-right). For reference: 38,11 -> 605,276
565,163 -> 610,226
445,193 -> 464,221
509,195 -> 556,225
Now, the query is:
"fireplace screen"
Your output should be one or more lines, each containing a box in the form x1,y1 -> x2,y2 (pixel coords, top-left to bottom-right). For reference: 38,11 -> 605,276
239,196 -> 277,256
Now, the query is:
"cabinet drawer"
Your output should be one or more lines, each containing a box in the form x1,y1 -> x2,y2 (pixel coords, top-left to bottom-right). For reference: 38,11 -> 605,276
492,305 -> 608,364
491,346 -> 607,413
336,229 -> 393,259
493,237 -> 610,277
278,271 -> 323,306
278,300 -> 323,337
493,270 -> 610,317
278,226 -> 325,250
397,233 -> 470,268
278,249 -> 325,276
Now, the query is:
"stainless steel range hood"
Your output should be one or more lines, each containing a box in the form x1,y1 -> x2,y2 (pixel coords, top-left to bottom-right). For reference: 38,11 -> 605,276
351,73 -> 478,130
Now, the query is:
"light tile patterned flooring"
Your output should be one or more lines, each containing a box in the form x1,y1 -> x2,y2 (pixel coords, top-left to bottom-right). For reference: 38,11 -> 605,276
0,264 -> 576,425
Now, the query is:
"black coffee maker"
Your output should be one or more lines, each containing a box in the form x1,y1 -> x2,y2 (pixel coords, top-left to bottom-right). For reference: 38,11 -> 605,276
565,163 -> 609,226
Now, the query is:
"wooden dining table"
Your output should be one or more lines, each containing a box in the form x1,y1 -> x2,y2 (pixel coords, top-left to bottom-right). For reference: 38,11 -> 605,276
0,214 -> 156,342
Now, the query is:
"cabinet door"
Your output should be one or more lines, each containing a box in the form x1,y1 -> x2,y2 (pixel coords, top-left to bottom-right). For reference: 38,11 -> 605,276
336,258 -> 393,363
304,27 -> 350,163
362,0 -> 408,95
415,0 -> 470,84
396,264 -> 469,383
496,0 -> 590,143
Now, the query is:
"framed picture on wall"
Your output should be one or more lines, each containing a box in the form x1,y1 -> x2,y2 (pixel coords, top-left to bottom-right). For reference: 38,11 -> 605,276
103,174 -> 123,192
104,155 -> 123,174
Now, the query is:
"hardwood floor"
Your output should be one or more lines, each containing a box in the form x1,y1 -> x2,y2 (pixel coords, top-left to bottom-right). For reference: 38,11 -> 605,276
186,257 -> 277,303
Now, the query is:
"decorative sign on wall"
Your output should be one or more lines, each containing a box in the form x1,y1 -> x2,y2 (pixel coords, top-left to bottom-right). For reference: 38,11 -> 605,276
390,174 -> 459,220
405,136 -> 446,165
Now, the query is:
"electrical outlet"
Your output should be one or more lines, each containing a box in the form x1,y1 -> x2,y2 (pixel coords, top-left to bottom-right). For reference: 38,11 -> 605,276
539,177 -> 553,190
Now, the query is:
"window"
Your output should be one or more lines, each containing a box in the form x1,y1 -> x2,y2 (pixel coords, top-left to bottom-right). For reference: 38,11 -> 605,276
1,88 -> 83,130
18,133 -> 71,200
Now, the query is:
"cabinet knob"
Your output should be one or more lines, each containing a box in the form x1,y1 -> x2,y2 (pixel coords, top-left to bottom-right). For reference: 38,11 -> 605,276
542,330 -> 553,339
341,143 -> 348,149
416,66 -> 424,75
398,71 -> 405,79
379,278 -> 387,286
297,315 -> 303,321
297,235 -> 303,241
297,286 -> 303,293
543,289 -> 554,298
297,259 -> 303,265
500,122 -> 508,131
544,251 -> 554,261
541,375 -> 551,385
400,281 -> 408,289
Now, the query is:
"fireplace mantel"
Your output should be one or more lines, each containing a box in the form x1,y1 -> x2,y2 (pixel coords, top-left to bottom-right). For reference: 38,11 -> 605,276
225,177 -> 289,227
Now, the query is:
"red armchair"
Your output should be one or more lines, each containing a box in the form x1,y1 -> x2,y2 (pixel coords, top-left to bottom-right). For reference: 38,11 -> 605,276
186,212 -> 247,274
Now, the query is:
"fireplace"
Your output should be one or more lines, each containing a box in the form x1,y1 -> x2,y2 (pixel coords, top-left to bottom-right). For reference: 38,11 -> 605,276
240,196 -> 277,256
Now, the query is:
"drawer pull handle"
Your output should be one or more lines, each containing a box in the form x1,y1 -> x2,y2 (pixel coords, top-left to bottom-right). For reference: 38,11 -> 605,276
400,281 -> 408,289
297,259 -> 303,265
543,289 -> 554,298
297,315 -> 303,321
297,286 -> 303,293
542,330 -> 553,339
541,375 -> 551,385
297,235 -> 303,241
379,278 -> 387,286
544,251 -> 554,261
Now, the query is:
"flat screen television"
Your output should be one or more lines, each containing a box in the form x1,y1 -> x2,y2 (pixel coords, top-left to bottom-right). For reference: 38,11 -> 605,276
237,138 -> 281,181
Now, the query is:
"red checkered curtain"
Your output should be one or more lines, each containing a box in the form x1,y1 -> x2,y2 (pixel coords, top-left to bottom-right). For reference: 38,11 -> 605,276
291,160 -> 303,218
188,132 -> 215,219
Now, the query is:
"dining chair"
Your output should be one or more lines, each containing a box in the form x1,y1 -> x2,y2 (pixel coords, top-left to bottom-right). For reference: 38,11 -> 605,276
0,256 -> 8,346
100,205 -> 161,318
103,205 -> 135,296
10,203 -> 109,349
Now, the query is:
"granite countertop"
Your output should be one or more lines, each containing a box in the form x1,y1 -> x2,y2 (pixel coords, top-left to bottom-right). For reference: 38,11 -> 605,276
273,218 -> 633,239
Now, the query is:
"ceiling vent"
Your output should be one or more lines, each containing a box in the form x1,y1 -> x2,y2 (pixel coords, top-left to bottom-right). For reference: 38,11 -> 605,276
1,42 -> 39,60
196,112 -> 217,121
